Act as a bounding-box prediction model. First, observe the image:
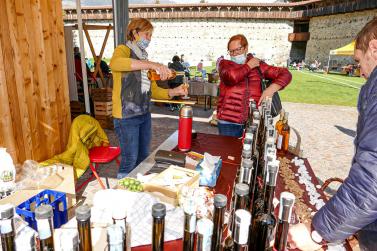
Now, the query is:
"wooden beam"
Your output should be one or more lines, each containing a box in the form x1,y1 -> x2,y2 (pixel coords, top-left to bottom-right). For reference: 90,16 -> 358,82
83,25 -> 105,86
71,24 -> 114,30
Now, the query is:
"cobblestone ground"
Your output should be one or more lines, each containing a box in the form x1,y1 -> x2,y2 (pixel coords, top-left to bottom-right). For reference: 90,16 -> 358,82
78,102 -> 358,197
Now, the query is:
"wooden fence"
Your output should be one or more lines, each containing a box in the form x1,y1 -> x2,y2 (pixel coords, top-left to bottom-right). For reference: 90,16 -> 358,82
0,0 -> 71,164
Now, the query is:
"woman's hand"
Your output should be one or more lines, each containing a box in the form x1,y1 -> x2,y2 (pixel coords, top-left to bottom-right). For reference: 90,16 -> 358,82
247,57 -> 260,69
150,62 -> 172,80
258,83 -> 281,105
288,223 -> 322,251
168,84 -> 188,98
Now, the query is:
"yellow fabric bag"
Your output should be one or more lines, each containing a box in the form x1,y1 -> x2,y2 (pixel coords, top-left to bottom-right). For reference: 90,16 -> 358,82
40,115 -> 109,178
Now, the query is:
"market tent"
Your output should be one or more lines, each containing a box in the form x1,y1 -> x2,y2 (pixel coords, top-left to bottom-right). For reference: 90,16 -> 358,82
327,41 -> 355,71
330,41 -> 355,56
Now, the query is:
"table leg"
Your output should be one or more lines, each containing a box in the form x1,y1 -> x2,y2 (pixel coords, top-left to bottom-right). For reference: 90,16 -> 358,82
204,95 -> 208,111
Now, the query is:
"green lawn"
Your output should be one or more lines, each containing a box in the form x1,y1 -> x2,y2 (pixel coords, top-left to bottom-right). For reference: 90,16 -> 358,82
280,70 -> 364,107
187,64 -> 364,107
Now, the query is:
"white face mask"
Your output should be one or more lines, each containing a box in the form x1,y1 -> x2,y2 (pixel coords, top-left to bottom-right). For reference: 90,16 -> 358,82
231,54 -> 246,64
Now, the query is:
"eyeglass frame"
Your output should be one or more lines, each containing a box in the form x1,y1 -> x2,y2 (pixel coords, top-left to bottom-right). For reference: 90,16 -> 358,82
228,46 -> 245,56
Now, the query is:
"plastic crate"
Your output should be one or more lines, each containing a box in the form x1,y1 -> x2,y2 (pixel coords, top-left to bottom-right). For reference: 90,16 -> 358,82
16,189 -> 68,230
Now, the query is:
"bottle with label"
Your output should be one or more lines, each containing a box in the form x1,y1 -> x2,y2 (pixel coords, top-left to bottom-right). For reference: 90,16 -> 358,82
76,205 -> 92,251
248,161 -> 279,251
275,110 -> 285,134
0,148 -> 16,200
274,192 -> 295,251
243,129 -> 254,146
16,227 -> 37,251
229,184 -> 250,237
112,207 -> 131,251
0,204 -> 16,251
277,113 -> 290,154
152,203 -> 166,251
239,159 -> 254,186
147,69 -> 185,81
196,218 -> 213,251
35,204 -> 55,251
183,199 -> 196,251
57,230 -> 79,251
233,209 -> 252,251
211,194 -> 227,251
107,225 -> 124,251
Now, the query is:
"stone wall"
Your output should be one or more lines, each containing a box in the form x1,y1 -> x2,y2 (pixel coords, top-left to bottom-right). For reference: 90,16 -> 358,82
305,9 -> 376,68
69,19 -> 293,67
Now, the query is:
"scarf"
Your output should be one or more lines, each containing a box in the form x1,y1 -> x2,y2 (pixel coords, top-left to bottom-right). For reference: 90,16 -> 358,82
126,41 -> 150,94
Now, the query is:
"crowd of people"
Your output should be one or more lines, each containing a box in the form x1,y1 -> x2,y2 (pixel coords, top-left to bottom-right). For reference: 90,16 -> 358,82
106,16 -> 377,250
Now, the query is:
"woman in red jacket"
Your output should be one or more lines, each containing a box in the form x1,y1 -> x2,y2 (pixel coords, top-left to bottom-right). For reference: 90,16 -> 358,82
217,34 -> 292,137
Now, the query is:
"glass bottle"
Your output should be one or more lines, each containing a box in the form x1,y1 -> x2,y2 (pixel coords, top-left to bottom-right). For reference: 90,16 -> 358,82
76,205 -> 92,251
147,69 -> 185,81
152,203 -> 166,251
274,192 -> 295,251
16,227 -> 37,251
277,113 -> 290,154
275,110 -> 285,134
233,209 -> 251,251
196,218 -> 213,251
249,161 -> 279,251
230,184 -> 249,237
183,199 -> 196,251
58,230 -> 79,251
35,204 -> 55,251
239,159 -> 254,186
211,194 -> 227,251
112,207 -> 130,251
241,144 -> 252,162
0,204 -> 15,251
243,130 -> 254,146
107,225 -> 124,251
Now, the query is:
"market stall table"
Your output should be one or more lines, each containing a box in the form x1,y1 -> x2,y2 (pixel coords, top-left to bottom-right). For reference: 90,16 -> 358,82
188,80 -> 218,110
129,132 -> 352,251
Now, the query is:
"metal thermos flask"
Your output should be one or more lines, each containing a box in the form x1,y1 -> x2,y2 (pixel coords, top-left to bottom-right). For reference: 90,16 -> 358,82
178,105 -> 193,152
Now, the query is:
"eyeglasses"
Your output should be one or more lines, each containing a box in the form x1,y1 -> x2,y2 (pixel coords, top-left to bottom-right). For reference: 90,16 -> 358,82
228,46 -> 244,56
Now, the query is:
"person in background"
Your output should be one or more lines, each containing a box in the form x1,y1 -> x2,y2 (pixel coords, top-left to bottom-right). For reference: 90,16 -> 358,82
288,17 -> 377,251
197,59 -> 206,79
94,56 -> 111,77
167,55 -> 185,111
73,46 -> 92,95
181,54 -> 191,79
110,18 -> 187,179
217,34 -> 291,137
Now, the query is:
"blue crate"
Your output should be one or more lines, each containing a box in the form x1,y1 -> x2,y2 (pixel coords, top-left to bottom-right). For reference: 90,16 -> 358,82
195,159 -> 222,187
16,189 -> 68,231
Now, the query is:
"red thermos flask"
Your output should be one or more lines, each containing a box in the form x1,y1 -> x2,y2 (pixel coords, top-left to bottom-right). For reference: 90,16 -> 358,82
178,105 -> 193,152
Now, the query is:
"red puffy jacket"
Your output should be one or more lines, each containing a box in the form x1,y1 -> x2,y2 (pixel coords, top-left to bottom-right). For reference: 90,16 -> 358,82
217,57 -> 292,124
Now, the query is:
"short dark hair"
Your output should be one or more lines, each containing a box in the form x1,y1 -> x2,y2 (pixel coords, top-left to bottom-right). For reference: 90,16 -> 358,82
172,55 -> 180,62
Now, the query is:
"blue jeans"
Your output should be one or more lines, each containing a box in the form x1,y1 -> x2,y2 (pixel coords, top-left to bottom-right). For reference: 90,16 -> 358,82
217,120 -> 244,138
114,113 -> 151,175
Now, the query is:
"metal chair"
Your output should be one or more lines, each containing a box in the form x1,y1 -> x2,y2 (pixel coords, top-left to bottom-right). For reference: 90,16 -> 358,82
75,146 -> 121,192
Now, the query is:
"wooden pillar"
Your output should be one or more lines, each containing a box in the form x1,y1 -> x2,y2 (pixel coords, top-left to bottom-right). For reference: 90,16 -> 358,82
0,0 -> 71,164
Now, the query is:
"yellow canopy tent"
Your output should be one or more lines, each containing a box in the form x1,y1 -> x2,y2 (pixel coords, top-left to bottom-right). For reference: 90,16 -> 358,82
327,41 -> 355,70
330,41 -> 355,56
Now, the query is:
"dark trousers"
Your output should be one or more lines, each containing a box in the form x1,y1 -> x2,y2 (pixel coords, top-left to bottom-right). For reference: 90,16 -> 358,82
217,120 -> 244,138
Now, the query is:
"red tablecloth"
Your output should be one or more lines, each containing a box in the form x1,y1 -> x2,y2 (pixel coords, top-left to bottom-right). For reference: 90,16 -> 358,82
132,133 -> 351,251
